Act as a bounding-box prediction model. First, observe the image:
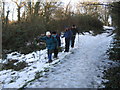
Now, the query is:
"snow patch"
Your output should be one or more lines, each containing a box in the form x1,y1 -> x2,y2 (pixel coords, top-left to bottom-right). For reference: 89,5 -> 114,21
0,29 -> 117,88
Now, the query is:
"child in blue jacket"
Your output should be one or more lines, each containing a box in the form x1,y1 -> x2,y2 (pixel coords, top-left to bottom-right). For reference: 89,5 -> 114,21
40,31 -> 58,63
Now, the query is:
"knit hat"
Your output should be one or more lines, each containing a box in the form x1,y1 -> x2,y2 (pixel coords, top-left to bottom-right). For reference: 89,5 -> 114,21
46,31 -> 51,35
52,31 -> 57,34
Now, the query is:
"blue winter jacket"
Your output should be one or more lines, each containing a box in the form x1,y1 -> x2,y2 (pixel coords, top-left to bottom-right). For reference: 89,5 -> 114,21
40,36 -> 58,50
63,30 -> 73,38
52,34 -> 61,47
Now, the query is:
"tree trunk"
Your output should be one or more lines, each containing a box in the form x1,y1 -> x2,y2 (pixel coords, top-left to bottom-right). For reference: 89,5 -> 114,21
2,2 -> 5,24
34,2 -> 40,17
6,10 -> 10,25
17,7 -> 21,22
28,2 -> 32,15
2,2 -> 5,18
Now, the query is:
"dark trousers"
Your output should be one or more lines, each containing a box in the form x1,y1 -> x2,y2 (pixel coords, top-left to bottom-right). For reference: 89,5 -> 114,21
54,47 -> 58,58
47,49 -> 53,61
65,38 -> 71,52
71,36 -> 76,48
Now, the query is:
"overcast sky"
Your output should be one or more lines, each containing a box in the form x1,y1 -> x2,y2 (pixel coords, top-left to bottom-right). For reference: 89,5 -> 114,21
2,0 -> 119,21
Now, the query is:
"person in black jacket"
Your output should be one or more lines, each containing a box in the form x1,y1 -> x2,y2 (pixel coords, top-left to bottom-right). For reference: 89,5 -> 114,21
71,25 -> 79,48
52,31 -> 61,59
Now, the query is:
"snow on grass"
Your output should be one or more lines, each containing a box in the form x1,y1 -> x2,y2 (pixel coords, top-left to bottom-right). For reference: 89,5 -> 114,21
103,26 -> 115,30
0,38 -> 72,88
25,33 -> 116,88
0,29 -> 117,88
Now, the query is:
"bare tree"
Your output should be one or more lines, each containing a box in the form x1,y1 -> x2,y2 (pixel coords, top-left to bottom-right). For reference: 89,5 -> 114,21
12,0 -> 26,22
76,1 -> 111,25
42,1 -> 61,23
5,9 -> 10,25
2,2 -> 5,24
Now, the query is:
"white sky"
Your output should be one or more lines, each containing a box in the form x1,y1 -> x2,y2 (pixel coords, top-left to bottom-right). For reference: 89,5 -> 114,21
2,0 -> 118,21
2,0 -> 81,21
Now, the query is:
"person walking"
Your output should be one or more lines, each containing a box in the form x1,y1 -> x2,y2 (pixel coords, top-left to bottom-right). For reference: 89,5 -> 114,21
52,31 -> 61,59
71,25 -> 79,48
63,27 -> 73,52
40,31 -> 58,63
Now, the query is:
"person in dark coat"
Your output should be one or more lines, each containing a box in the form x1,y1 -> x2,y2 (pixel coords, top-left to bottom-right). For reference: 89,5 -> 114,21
52,31 -> 61,59
63,27 -> 73,52
71,25 -> 79,48
40,31 -> 58,63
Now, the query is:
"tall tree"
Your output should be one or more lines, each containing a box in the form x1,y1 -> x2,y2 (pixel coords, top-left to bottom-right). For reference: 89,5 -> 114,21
12,0 -> 26,22
2,2 -> 5,24
41,0 -> 61,29
34,2 -> 41,17
76,1 -> 111,25
5,10 -> 10,25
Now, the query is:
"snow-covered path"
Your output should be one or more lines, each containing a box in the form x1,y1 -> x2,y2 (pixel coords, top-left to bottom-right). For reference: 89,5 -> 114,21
26,33 -> 113,88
